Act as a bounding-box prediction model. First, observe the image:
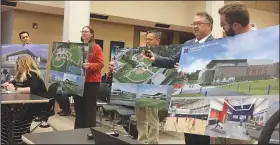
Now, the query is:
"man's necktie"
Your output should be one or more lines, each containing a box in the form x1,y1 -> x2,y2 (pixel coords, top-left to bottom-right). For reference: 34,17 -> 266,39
106,73 -> 110,80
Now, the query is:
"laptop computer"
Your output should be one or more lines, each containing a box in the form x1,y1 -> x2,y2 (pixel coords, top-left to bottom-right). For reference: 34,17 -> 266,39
90,127 -> 140,144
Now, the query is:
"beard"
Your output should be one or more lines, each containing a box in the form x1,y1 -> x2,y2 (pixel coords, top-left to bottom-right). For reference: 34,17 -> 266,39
225,27 -> 236,36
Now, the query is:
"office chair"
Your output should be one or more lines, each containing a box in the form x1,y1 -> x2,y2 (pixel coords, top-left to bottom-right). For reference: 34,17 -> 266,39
30,82 -> 60,133
98,83 -> 111,103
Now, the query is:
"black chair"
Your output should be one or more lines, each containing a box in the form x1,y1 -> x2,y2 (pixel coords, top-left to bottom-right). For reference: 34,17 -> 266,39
98,83 -> 111,103
30,82 -> 60,133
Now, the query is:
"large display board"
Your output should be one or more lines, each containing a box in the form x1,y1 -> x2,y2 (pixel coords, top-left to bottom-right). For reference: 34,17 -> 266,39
1,44 -> 49,84
48,42 -> 88,96
110,44 -> 185,109
166,25 -> 279,141
110,25 -> 279,141
165,95 -> 279,142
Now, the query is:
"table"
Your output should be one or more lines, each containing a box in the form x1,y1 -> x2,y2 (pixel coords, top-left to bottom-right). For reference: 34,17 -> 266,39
22,128 -> 94,144
1,93 -> 49,104
22,127 -> 140,144
1,93 -> 50,144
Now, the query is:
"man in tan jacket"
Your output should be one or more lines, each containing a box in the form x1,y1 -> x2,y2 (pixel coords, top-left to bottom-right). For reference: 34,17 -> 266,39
136,30 -> 161,144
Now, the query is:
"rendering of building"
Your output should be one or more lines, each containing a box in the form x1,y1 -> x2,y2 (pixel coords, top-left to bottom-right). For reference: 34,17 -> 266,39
197,59 -> 279,85
142,92 -> 166,100
111,89 -> 137,99
1,49 -> 48,80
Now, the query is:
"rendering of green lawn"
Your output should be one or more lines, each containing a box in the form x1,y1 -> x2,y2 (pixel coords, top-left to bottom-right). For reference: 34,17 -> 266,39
136,98 -> 167,110
221,79 -> 279,95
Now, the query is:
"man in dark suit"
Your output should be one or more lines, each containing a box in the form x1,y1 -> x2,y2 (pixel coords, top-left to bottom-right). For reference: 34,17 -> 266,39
101,61 -> 115,87
142,11 -> 215,145
142,12 -> 215,70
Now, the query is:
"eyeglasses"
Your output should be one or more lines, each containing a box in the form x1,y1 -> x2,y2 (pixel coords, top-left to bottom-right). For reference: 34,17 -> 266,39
80,31 -> 90,33
191,22 -> 209,26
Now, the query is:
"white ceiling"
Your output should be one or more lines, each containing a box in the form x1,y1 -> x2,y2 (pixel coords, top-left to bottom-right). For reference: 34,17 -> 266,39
227,98 -> 256,107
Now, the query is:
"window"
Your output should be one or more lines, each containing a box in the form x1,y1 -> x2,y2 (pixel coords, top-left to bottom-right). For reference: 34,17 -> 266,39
7,55 -> 19,62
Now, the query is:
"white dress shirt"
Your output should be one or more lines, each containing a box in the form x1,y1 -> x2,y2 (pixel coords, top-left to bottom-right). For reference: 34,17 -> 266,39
195,33 -> 212,44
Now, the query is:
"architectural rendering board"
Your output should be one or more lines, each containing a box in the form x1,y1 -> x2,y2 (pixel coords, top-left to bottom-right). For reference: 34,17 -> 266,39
48,42 -> 88,96
1,44 -> 49,83
176,25 -> 279,98
110,83 -> 173,110
165,95 -> 279,142
111,44 -> 184,86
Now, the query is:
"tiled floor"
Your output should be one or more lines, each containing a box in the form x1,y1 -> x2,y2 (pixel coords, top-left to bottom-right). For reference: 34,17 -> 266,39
29,104 -> 257,144
30,113 -> 185,144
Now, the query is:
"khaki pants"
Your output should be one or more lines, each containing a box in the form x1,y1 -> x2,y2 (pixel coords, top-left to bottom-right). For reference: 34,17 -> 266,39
136,107 -> 159,144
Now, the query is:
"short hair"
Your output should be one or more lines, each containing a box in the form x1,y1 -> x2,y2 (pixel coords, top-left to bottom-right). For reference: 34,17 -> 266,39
147,30 -> 161,40
218,1 -> 249,27
19,31 -> 29,39
196,11 -> 213,30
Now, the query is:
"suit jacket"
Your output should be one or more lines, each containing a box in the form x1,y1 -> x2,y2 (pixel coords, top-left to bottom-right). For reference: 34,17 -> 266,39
152,35 -> 215,69
101,72 -> 113,87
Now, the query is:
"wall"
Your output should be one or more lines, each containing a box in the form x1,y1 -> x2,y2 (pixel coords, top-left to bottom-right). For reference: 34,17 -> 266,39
1,9 -> 15,44
90,20 -> 134,72
12,10 -> 63,46
18,1 -> 205,28
249,8 -> 279,29
12,9 -> 134,74
17,1 -> 279,33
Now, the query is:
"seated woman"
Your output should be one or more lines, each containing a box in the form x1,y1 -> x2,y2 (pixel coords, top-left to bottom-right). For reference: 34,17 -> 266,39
1,55 -> 47,144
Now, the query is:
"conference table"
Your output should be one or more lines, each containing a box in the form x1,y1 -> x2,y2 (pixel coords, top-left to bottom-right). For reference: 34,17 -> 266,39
1,92 -> 50,144
22,128 -> 94,144
22,127 -> 141,144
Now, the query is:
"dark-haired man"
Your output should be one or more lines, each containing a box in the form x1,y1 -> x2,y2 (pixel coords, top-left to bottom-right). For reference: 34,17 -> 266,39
218,1 -> 253,37
19,31 -> 32,44
217,2 -> 255,144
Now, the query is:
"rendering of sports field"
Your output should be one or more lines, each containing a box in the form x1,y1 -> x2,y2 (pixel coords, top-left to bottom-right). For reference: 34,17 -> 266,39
220,78 -> 279,95
113,45 -> 182,84
172,78 -> 279,98
135,84 -> 171,110
48,70 -> 64,86
111,83 -> 138,101
60,73 -> 84,96
51,43 -> 83,75
164,98 -> 208,135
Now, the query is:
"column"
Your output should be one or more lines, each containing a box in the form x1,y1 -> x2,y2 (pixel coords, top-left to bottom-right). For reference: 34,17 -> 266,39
63,1 -> 90,42
1,8 -> 14,44
205,1 -> 224,39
